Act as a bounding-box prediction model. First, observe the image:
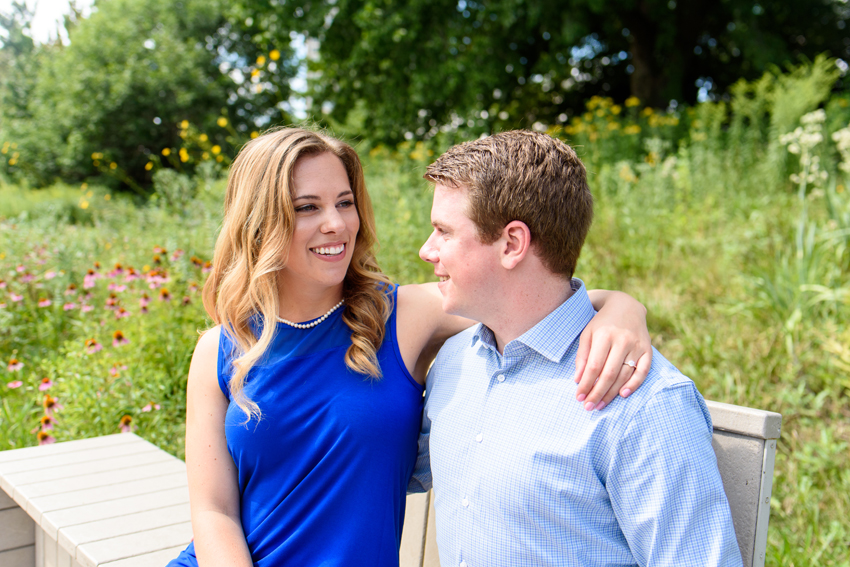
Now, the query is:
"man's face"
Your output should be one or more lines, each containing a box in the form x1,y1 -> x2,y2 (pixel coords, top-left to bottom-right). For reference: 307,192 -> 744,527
419,184 -> 500,320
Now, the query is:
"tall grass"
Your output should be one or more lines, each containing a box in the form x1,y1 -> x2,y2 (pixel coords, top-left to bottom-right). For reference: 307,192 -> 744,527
1,59 -> 849,565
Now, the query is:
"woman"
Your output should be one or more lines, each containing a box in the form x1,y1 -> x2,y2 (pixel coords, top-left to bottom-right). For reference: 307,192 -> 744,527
168,128 -> 651,567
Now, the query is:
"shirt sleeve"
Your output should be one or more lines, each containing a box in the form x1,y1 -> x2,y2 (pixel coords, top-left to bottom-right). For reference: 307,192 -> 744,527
606,383 -> 744,567
407,368 -> 435,494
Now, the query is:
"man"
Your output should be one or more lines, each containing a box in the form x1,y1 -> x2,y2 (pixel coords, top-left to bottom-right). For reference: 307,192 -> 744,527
409,130 -> 742,566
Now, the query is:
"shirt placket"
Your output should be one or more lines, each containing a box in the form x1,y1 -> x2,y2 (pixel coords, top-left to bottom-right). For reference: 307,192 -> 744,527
459,344 -> 520,567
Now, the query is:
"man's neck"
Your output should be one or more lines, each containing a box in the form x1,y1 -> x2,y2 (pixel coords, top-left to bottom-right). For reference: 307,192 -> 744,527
486,271 -> 575,354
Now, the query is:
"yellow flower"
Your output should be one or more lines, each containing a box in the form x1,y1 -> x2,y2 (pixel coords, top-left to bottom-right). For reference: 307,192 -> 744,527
691,132 -> 708,142
251,69 -> 261,79
625,96 -> 640,107
641,107 -> 654,117
596,109 -> 605,117
623,125 -> 641,135
582,112 -> 593,122
611,105 -> 622,115
109,162 -> 118,170
93,160 -> 100,166
180,120 -> 189,129
256,55 -> 266,66
162,148 -> 171,156
211,145 -> 221,155
202,152 -> 210,160
216,155 -> 224,162
217,117 -> 228,128
607,121 -> 620,130
619,163 -> 638,183
80,200 -> 89,209
145,162 -> 154,171
81,183 -> 88,190
104,194 -> 111,200
86,190 -> 94,198
199,134 -> 208,142
270,49 -> 280,61
250,131 -> 259,139
142,264 -> 151,272
10,143 -> 17,149
179,148 -> 189,162
8,158 -> 17,166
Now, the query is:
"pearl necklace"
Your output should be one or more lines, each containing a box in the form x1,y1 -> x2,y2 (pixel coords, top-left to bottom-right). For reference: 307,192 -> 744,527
277,299 -> 344,329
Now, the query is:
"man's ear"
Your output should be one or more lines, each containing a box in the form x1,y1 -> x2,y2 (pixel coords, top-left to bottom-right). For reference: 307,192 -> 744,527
499,220 -> 532,270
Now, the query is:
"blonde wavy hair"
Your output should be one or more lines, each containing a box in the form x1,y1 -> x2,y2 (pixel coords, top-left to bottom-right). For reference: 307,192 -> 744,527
202,127 -> 392,421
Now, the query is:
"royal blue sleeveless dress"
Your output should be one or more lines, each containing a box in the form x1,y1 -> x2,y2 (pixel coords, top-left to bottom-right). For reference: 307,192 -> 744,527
167,286 -> 424,566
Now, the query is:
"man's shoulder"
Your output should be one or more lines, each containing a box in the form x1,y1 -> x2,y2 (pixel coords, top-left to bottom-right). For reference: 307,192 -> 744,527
608,347 -> 712,433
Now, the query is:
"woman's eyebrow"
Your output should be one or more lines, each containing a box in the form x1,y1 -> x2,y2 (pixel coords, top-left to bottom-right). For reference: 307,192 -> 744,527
293,190 -> 353,202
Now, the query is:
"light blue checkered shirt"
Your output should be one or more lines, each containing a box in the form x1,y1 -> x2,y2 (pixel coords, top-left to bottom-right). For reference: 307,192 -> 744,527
409,280 -> 742,567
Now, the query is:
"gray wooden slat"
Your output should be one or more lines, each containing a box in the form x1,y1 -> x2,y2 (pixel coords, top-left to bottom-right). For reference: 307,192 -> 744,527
0,487 -> 18,510
0,544 -> 35,567
58,503 -> 191,557
422,491 -> 440,567
399,492 -> 429,567
35,524 -> 44,567
0,435 -> 135,464
58,542 -> 73,567
40,487 -> 190,541
74,522 -> 193,567
0,438 -> 153,475
17,461 -> 186,501
0,507 -> 35,552
706,400 -> 782,440
27,473 -> 187,525
98,545 -> 188,567
3,451 -> 176,503
42,526 -> 58,567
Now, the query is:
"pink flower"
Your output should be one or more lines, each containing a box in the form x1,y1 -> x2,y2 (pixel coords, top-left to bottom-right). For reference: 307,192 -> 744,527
38,298 -> 52,307
6,380 -> 23,389
141,403 -> 161,412
43,394 -> 63,416
38,377 -> 53,391
202,261 -> 212,273
64,283 -> 77,296
7,359 -> 23,372
139,294 -> 150,308
112,331 -> 129,347
0,280 -> 6,289
63,302 -> 77,311
119,415 -> 134,433
108,263 -> 125,277
10,293 -> 23,302
170,249 -> 184,261
115,307 -> 131,319
85,339 -> 103,353
107,283 -> 127,292
16,265 -> 24,273
37,431 -> 56,445
109,363 -> 128,377
0,302 -> 6,309
44,271 -> 57,280
20,273 -> 34,283
81,304 -> 94,313
39,415 -> 55,431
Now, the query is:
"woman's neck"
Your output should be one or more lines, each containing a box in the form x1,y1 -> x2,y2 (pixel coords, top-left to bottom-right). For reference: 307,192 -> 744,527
277,284 -> 345,323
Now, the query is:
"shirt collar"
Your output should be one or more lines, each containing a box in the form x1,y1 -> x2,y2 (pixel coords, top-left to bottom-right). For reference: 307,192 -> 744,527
471,279 -> 596,363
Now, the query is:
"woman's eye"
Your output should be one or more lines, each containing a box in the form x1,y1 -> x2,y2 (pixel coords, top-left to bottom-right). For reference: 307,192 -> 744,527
295,204 -> 317,213
337,200 -> 355,208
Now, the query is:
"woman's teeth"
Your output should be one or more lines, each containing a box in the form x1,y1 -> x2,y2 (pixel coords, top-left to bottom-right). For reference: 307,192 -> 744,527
313,245 -> 345,256
439,276 -> 449,282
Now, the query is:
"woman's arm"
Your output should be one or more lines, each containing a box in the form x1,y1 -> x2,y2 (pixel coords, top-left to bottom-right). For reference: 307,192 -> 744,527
397,284 -> 652,408
185,326 -> 253,567
580,290 -> 652,410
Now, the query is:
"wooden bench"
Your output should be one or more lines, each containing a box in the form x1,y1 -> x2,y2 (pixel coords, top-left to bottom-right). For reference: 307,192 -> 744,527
0,400 -> 781,567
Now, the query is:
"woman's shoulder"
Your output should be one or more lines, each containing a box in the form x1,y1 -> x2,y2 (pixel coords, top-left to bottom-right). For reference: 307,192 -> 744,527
194,325 -> 223,357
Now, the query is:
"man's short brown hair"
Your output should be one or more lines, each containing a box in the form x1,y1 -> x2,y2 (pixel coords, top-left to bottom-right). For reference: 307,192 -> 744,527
424,130 -> 593,279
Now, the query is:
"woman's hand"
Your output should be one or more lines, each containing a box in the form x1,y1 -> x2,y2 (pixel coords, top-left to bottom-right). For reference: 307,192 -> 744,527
578,290 -> 652,410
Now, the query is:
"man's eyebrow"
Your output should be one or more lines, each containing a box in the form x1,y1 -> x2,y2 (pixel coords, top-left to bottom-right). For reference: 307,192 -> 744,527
293,190 -> 354,202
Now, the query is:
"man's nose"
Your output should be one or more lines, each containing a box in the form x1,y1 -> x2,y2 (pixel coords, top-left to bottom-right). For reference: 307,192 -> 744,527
419,231 -> 438,263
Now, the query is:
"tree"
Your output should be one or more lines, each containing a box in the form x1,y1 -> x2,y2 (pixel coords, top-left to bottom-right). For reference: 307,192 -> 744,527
233,0 -> 850,144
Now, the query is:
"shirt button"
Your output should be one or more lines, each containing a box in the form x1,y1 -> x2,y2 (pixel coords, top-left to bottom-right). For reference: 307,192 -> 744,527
462,497 -> 469,507
497,374 -> 505,382
475,433 -> 483,443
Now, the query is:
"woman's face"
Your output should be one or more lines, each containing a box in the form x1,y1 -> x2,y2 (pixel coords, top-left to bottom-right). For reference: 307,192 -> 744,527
278,152 -> 360,293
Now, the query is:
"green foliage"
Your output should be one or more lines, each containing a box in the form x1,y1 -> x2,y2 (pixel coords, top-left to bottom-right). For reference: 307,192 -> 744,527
230,0 -> 850,144
152,169 -> 198,215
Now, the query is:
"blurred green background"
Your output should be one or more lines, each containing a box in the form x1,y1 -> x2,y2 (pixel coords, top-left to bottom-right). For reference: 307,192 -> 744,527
2,1 -> 850,564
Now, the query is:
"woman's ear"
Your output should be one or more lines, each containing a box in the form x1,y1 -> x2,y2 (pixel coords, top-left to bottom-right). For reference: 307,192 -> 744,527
499,220 -> 532,270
